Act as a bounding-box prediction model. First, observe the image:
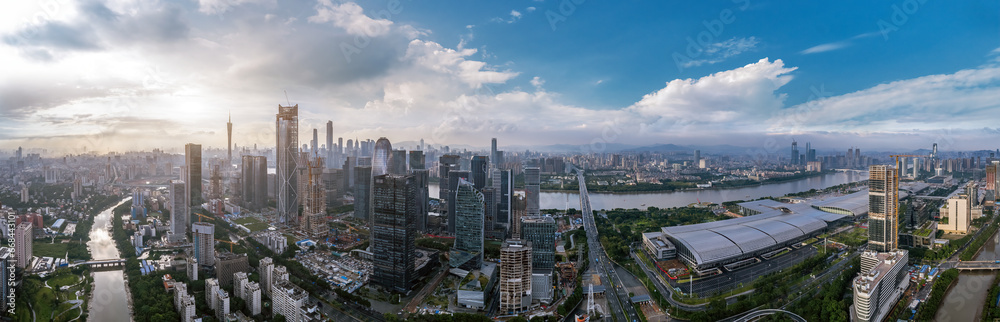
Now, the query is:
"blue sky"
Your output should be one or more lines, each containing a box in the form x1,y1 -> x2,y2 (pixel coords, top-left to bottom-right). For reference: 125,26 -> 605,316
1,0 -> 999,153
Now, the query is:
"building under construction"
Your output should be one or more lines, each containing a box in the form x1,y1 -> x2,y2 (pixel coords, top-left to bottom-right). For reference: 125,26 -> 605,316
499,238 -> 533,315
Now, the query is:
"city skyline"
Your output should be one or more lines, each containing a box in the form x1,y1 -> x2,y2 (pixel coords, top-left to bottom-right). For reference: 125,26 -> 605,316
1,1 -> 999,153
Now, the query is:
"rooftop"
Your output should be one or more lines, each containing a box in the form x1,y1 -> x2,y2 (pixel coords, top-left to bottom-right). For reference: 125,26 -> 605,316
854,250 -> 907,294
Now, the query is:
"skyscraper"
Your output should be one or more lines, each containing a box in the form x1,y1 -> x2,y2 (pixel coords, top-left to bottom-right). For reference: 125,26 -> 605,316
868,165 -> 899,252
693,150 -> 700,164
354,166 -> 373,222
410,150 -> 429,232
276,104 -> 299,224
312,128 -> 319,158
373,137 -> 392,176
326,121 -> 334,168
447,170 -> 470,234
192,222 -> 215,266
789,140 -> 799,166
493,169 -> 513,238
409,150 -> 425,171
450,179 -> 484,269
499,238 -> 532,314
371,174 -> 417,293
524,167 -> 540,217
14,223 -> 32,269
169,180 -> 188,242
520,216 -> 556,270
491,138 -> 498,167
227,113 -> 232,164
241,156 -> 267,211
471,156 -> 489,191
185,143 -> 202,206
391,149 -> 407,175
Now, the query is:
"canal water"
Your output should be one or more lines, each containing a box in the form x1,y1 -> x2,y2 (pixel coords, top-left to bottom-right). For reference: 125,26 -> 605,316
935,230 -> 1000,321
429,171 -> 867,210
86,198 -> 131,322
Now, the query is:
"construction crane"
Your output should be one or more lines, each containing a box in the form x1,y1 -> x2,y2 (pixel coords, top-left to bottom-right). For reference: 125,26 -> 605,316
215,239 -> 238,252
194,212 -> 213,222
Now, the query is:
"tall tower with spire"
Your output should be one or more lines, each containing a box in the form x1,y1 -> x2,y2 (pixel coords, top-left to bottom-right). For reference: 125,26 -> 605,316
227,112 -> 233,164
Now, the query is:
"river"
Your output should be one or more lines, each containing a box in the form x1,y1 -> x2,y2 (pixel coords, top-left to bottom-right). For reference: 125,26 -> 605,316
86,198 -> 131,322
429,171 -> 868,210
935,230 -> 1000,321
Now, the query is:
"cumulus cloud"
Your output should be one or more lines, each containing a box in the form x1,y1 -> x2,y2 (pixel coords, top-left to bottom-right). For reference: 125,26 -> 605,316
308,0 -> 394,37
629,58 -> 796,129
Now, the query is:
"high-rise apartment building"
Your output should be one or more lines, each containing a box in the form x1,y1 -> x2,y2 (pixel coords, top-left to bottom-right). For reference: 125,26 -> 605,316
524,167 -> 540,217
14,223 -> 32,269
192,222 -> 215,266
868,165 -> 899,252
451,179 -> 484,269
371,174 -> 417,293
185,143 -> 202,205
499,238 -> 532,314
276,104 -> 300,224
272,280 -> 311,322
0,248 -> 11,311
260,257 -> 274,297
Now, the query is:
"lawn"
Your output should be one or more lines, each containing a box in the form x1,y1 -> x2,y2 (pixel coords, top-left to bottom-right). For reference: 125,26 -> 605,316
32,241 -> 68,258
234,217 -> 270,232
48,273 -> 80,289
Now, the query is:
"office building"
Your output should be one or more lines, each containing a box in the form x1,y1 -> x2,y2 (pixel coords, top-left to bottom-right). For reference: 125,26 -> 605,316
354,166 -> 372,221
493,169 -> 513,238
192,222 -> 215,266
693,150 -> 700,164
409,150 -> 425,171
447,170 -> 471,234
185,143 -> 202,205
491,138 -> 498,167
471,156 -> 489,191
483,186 -> 499,240
412,169 -> 429,232
852,250 -> 909,322
214,252 -> 250,287
940,194 -> 972,234
524,167 -> 540,216
439,154 -> 461,200
276,104 -> 300,224
373,137 -> 392,176
371,174 -> 417,293
241,156 -> 267,211
326,121 -> 335,168
303,157 -> 326,215
790,140 -> 799,165
169,180 -> 188,242
868,165 -> 899,252
520,216 -> 556,270
451,179 -> 484,269
531,271 -> 553,303
14,223 -> 31,269
499,239 -> 532,314
391,150 -> 407,175
311,128 -> 318,158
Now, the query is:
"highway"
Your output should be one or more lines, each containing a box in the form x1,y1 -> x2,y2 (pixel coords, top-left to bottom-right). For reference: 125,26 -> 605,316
576,168 -> 641,322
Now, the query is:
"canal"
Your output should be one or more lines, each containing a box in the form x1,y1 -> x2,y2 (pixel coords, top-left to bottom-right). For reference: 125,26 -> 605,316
429,170 -> 867,210
935,229 -> 1000,321
86,198 -> 131,322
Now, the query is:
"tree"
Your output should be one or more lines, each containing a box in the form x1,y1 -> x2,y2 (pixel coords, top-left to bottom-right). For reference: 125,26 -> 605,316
273,314 -> 287,322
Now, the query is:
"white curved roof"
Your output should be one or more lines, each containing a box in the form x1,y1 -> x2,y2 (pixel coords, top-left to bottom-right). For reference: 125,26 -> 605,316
741,220 -> 803,245
669,230 -> 742,264
708,224 -> 777,254
812,190 -> 869,216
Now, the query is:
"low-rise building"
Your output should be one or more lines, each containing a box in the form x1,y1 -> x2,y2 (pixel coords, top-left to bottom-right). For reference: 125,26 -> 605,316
642,231 -> 676,260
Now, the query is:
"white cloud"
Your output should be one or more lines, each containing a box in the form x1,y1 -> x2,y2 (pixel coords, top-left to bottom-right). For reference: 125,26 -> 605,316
769,65 -> 1000,133
197,0 -> 274,15
527,7 -> 537,12
308,0 -> 393,37
684,36 -> 759,68
630,58 -> 796,128
530,76 -> 545,88
800,42 -> 849,54
405,40 -> 519,88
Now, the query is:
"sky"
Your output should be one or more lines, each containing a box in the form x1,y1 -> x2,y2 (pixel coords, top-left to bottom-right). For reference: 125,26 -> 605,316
1,0 -> 999,154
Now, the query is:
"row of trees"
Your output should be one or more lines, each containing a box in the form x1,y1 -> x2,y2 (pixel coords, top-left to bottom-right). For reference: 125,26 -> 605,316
915,268 -> 960,321
786,257 -> 860,322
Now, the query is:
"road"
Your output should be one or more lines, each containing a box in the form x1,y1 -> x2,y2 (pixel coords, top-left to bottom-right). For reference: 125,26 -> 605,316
576,168 -> 641,322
